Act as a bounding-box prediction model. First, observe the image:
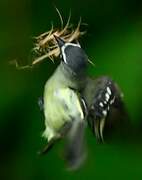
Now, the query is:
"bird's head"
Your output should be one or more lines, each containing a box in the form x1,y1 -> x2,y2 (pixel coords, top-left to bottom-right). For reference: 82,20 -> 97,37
54,35 -> 88,74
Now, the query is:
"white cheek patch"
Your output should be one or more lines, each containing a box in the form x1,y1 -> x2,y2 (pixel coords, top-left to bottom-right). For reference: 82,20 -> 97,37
75,41 -> 81,48
61,45 -> 67,64
65,42 -> 81,48
61,43 -> 81,64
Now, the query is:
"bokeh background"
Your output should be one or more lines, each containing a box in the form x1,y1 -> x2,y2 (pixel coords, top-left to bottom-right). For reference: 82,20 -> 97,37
0,0 -> 142,179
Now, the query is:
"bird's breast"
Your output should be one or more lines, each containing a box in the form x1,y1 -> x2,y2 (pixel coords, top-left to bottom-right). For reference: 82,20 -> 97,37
43,87 -> 71,132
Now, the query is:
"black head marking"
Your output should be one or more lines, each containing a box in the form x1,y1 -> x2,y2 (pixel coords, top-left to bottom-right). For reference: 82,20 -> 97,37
62,43 -> 88,74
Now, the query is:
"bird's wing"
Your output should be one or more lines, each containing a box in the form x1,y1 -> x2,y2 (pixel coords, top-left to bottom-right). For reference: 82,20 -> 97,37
87,76 -> 124,142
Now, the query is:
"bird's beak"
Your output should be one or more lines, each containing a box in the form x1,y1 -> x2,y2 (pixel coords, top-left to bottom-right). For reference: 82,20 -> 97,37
54,35 -> 65,48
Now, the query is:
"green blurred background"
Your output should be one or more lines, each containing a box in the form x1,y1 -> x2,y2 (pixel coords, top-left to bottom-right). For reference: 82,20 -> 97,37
0,0 -> 142,179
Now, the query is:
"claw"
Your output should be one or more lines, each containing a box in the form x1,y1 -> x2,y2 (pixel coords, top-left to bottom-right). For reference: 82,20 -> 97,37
94,118 -> 105,142
99,118 -> 105,142
94,120 -> 100,141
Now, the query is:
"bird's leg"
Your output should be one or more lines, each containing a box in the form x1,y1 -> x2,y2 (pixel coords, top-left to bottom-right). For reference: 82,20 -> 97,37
38,136 -> 60,155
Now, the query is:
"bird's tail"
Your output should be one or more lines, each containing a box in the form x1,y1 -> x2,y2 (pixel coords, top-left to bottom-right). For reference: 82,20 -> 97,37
65,119 -> 86,170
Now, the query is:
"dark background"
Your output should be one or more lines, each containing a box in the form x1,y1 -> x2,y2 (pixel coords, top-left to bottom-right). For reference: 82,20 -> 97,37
0,0 -> 142,179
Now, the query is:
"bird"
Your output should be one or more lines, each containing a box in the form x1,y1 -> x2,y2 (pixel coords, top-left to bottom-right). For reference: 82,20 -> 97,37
38,35 -> 129,169
39,35 -> 89,170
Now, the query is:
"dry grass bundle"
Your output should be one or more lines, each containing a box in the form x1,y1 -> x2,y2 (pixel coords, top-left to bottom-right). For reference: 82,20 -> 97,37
11,9 -> 86,69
